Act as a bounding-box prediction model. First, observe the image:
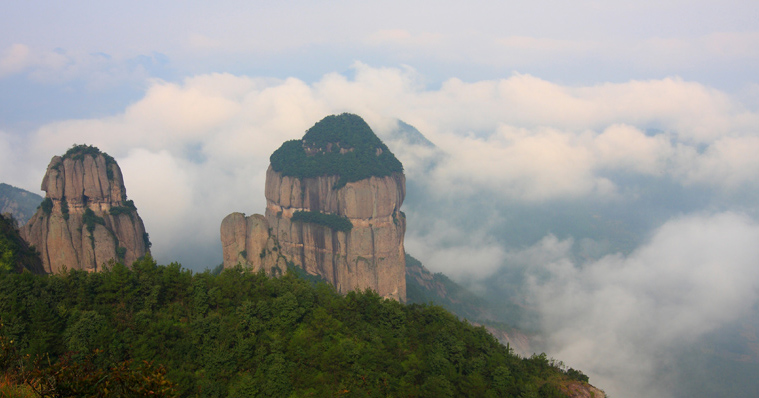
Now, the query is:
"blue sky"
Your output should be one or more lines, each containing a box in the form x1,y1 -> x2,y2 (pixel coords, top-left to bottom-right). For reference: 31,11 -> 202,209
2,2 -> 759,397
3,1 -> 759,130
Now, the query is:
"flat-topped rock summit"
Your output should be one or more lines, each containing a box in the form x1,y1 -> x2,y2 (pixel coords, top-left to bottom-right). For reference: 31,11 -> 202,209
22,145 -> 151,273
221,114 -> 407,301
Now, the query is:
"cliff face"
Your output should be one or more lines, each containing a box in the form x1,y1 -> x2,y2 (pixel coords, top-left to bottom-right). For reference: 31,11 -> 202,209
563,382 -> 606,398
220,113 -> 407,301
264,166 -> 406,301
22,146 -> 150,273
220,212 -> 288,275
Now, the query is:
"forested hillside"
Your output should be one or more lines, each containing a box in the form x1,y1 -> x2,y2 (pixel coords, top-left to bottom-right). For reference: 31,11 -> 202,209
0,257 -> 593,397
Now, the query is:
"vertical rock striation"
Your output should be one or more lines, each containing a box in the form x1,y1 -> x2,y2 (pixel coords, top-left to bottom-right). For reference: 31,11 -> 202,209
264,167 -> 406,301
22,145 -> 151,273
221,113 -> 407,301
220,212 -> 287,275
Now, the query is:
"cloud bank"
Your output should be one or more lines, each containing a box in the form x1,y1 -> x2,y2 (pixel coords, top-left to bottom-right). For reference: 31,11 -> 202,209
4,63 -> 757,269
525,212 -> 759,398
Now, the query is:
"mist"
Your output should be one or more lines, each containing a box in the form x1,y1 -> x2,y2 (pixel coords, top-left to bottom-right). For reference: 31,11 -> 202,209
519,213 -> 759,397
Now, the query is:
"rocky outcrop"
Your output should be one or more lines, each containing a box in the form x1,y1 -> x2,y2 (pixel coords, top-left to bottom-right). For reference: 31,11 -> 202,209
221,113 -> 407,301
563,382 -> 606,398
264,167 -> 406,301
220,212 -> 287,274
22,145 -> 150,273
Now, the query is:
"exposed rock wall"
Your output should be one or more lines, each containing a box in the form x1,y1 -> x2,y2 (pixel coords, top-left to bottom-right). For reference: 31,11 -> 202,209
22,150 -> 150,273
220,212 -> 287,274
263,166 -> 406,301
563,382 -> 606,398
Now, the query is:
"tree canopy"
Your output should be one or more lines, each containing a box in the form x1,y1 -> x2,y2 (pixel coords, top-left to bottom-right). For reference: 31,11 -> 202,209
0,257 -> 588,397
270,114 -> 403,189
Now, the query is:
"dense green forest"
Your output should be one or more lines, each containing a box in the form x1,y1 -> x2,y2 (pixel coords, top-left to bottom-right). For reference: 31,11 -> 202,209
0,257 -> 590,397
270,114 -> 403,189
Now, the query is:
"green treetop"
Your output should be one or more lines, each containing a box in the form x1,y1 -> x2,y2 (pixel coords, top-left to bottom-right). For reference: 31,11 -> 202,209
58,144 -> 117,180
270,114 -> 404,189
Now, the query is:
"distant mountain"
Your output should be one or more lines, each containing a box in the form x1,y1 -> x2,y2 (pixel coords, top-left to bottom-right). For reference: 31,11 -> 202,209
385,120 -> 436,147
0,183 -> 43,225
405,253 -> 534,355
406,253 -> 491,320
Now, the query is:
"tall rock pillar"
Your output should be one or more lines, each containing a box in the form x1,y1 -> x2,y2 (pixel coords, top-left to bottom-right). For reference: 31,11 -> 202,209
221,113 -> 407,301
22,145 -> 151,273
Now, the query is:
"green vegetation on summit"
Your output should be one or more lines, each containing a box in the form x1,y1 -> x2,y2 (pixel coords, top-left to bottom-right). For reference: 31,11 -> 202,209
63,144 -> 115,163
270,113 -> 403,189
56,144 -> 117,180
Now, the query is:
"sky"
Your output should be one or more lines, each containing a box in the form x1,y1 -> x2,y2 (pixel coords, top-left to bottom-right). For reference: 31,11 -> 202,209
2,2 -> 759,397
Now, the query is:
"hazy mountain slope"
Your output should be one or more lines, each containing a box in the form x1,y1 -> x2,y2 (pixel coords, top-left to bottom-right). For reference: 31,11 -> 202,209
0,183 -> 43,225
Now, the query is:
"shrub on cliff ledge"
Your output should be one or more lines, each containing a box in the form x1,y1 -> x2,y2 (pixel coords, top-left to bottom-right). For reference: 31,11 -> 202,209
82,207 -> 105,234
39,197 -> 53,215
270,114 -> 403,189
291,210 -> 353,232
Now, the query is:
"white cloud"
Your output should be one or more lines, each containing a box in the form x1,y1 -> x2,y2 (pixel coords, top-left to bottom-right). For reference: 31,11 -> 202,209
681,135 -> 759,187
526,212 -> 759,398
6,64 -> 759,268
593,124 -> 672,175
0,44 -> 31,77
404,216 -> 507,282
0,44 -> 159,90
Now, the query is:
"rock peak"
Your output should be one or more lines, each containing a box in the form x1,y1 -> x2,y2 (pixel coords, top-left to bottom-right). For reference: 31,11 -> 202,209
270,113 -> 403,190
222,114 -> 407,301
22,144 -> 151,273
302,113 -> 386,150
